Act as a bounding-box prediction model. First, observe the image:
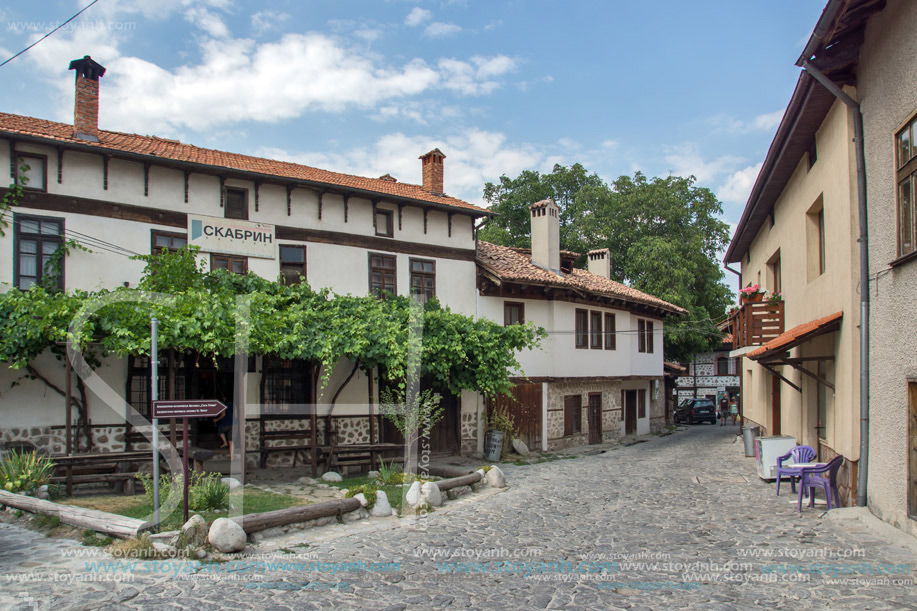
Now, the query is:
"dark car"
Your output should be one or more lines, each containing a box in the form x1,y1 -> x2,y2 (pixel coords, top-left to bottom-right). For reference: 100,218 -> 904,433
674,398 -> 717,425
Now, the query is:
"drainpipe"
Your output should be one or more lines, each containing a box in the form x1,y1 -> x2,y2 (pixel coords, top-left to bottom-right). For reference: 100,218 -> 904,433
797,60 -> 870,507
723,263 -> 742,303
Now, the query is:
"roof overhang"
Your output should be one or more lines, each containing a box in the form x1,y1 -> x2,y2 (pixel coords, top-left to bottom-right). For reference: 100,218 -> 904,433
747,311 -> 843,361
1,130 -> 494,219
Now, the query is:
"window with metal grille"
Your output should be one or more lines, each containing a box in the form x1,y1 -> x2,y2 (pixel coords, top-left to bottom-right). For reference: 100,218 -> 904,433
369,253 -> 396,297
14,214 -> 63,290
261,358 -> 312,412
279,245 -> 306,285
409,258 -> 435,303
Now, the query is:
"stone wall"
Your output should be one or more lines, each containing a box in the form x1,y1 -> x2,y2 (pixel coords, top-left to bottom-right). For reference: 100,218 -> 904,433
460,410 -> 477,456
1,425 -> 126,454
545,380 -> 624,451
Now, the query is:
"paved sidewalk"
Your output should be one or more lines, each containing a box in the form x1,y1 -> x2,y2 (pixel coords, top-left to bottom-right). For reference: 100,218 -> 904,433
1,425 -> 915,610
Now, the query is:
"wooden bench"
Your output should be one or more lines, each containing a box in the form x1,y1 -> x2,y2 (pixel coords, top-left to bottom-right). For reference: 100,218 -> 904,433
52,448 -> 214,495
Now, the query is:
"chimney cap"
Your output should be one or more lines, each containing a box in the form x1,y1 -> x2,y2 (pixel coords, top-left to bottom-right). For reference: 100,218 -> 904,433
69,55 -> 106,81
378,173 -> 398,182
529,198 -> 557,210
419,148 -> 446,160
587,248 -> 609,258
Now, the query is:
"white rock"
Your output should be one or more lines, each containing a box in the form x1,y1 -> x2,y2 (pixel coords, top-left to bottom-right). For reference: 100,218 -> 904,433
353,493 -> 368,507
181,514 -> 208,548
37,485 -> 49,493
342,509 -> 364,523
208,518 -> 247,553
220,477 -> 242,490
475,469 -> 487,484
152,542 -> 175,555
405,481 -> 423,507
421,482 -> 443,507
195,548 -> 208,560
512,438 -> 530,456
35,491 -> 50,500
321,471 -> 343,482
367,470 -> 380,479
485,466 -> 506,488
296,476 -> 317,485
371,491 -> 393,517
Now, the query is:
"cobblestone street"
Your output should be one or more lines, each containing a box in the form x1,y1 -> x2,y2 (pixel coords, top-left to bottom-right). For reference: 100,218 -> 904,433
2,425 -> 915,610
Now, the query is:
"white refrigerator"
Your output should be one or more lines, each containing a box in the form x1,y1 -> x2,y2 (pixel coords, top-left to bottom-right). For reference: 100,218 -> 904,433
754,435 -> 799,480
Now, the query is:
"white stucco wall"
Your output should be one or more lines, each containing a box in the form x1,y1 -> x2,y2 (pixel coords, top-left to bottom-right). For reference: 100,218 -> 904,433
476,295 -> 664,379
857,0 -> 917,536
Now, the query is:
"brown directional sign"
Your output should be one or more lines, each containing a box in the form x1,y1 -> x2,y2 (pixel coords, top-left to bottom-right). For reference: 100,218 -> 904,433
152,400 -> 227,419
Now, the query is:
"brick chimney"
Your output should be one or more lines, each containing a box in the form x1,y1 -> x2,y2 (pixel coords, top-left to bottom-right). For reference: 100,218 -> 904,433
68,55 -> 106,142
419,148 -> 446,195
530,198 -> 561,273
587,248 -> 611,278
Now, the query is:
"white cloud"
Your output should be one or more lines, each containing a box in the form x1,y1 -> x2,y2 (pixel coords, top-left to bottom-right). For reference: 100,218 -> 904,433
484,20 -> 502,31
251,10 -> 290,35
713,109 -> 785,134
405,7 -> 432,27
424,22 -> 462,38
354,28 -> 382,42
751,109 -> 784,131
437,54 -> 516,95
664,143 -> 743,184
717,162 -> 763,205
258,129 -> 543,205
184,7 -> 230,38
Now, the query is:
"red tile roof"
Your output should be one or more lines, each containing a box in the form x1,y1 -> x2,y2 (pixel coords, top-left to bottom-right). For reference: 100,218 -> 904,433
477,241 -> 686,315
747,311 -> 843,359
0,112 -> 488,215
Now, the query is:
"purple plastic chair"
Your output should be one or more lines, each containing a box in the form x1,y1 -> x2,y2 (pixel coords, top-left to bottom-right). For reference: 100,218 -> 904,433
775,445 -> 816,496
797,455 -> 843,512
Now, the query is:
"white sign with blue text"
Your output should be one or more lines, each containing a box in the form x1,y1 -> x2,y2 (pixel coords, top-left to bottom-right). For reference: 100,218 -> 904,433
188,214 -> 275,259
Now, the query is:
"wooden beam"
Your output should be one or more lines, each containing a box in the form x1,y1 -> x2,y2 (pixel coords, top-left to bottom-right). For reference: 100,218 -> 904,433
0,490 -> 153,539
57,148 -> 64,183
231,498 -> 361,534
777,359 -> 836,391
436,472 -> 483,492
103,155 -> 109,190
219,176 -> 225,207
344,195 -> 350,222
143,163 -> 150,197
254,181 -> 260,212
318,191 -> 324,220
761,364 -> 802,393
423,208 -> 428,234
398,203 -> 403,231
183,170 -> 190,203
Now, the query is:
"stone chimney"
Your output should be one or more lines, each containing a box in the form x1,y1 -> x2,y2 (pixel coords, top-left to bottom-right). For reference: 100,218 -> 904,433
68,55 -> 106,142
587,248 -> 611,278
530,199 -> 561,273
419,148 -> 446,194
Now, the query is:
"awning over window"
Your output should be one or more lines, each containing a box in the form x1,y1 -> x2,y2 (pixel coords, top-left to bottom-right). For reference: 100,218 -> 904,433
747,311 -> 843,361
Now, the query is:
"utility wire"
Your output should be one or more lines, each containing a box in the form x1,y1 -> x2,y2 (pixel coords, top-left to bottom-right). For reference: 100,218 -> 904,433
0,0 -> 102,69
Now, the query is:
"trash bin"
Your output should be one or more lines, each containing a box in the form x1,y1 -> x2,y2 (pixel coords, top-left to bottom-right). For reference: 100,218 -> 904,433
484,430 -> 504,462
742,425 -> 760,457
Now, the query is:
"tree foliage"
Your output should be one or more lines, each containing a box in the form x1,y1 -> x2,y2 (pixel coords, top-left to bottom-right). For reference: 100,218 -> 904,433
479,165 -> 734,361
0,247 -> 546,398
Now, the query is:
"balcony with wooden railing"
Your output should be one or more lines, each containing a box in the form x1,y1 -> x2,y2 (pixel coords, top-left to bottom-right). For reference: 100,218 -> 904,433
728,300 -> 784,349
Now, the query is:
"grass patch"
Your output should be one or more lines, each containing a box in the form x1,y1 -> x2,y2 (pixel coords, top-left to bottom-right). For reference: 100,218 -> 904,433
81,529 -> 114,547
512,453 -> 577,466
62,486 -> 305,531
322,476 -> 408,513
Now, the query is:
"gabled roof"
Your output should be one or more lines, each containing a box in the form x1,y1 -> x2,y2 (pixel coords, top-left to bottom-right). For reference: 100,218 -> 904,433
0,112 -> 489,216
747,311 -> 843,360
476,240 -> 686,316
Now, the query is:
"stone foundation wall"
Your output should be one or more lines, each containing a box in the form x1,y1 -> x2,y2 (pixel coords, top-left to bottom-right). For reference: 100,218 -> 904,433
1,426 -> 126,454
545,380 -> 624,451
460,410 -> 477,455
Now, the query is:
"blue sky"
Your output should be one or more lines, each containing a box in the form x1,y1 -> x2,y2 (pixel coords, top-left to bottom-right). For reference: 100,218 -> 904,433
0,0 -> 826,231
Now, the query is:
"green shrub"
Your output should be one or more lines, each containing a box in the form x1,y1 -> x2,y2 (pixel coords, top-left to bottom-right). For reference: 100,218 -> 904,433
135,471 -> 229,512
345,484 -> 379,509
0,449 -> 55,494
377,460 -> 405,485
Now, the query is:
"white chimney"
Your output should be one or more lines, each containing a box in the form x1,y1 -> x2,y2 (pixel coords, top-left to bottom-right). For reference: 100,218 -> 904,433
530,198 -> 560,273
587,248 -> 611,278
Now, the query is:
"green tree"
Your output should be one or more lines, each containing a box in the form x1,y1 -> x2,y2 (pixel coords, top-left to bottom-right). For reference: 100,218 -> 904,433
479,166 -> 734,361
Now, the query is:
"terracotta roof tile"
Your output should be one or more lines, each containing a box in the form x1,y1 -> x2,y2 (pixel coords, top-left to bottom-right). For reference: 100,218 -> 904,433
477,241 -> 686,315
0,112 -> 488,214
747,311 -> 843,358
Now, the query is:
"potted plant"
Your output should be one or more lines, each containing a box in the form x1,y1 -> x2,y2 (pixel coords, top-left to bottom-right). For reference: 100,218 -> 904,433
739,284 -> 765,303
484,403 -> 516,461
767,291 -> 783,303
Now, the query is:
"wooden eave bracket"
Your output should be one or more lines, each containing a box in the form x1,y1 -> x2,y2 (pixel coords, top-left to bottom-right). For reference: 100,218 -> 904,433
760,363 -> 802,393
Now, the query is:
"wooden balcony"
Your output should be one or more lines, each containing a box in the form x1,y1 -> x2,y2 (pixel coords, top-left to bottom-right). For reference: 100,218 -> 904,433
729,300 -> 784,349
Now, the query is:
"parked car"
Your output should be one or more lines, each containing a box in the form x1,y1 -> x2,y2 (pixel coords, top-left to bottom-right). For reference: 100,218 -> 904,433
674,398 -> 717,424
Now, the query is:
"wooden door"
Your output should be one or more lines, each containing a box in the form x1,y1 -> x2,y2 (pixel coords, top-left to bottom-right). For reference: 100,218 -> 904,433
425,392 -> 459,455
908,383 -> 917,518
771,375 -> 781,435
492,383 -> 542,449
588,393 -> 602,444
624,390 -> 637,436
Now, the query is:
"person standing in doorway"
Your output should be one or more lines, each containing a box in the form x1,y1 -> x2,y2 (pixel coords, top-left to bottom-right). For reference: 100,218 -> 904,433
730,395 -> 739,426
215,391 -> 234,455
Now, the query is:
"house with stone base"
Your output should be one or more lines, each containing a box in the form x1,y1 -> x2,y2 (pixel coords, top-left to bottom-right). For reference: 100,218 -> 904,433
476,199 -> 686,451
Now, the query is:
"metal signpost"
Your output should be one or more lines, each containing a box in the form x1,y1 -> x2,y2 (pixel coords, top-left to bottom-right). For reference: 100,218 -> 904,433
151,399 -> 227,523
151,318 -> 160,529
